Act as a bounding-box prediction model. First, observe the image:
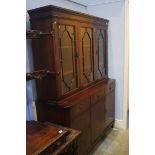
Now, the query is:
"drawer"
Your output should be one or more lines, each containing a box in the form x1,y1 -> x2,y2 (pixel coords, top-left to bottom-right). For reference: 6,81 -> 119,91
39,135 -> 66,155
91,88 -> 105,105
105,82 -> 115,95
70,98 -> 90,120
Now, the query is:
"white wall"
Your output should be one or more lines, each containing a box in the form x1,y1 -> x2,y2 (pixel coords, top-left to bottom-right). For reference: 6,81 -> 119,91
87,0 -> 125,120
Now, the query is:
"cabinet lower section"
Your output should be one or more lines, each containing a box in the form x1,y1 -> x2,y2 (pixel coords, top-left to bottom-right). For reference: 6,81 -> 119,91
36,79 -> 115,155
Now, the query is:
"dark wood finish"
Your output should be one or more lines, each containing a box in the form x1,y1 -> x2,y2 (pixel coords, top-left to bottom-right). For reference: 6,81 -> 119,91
91,95 -> 105,142
28,5 -> 109,101
105,89 -> 115,127
28,5 -> 115,155
26,121 -> 81,155
48,122 -> 81,155
26,30 -> 54,39
26,121 -> 68,155
35,79 -> 115,155
28,5 -> 108,24
26,69 -> 59,81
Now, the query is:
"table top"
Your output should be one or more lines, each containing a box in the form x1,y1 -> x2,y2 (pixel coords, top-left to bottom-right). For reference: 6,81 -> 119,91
46,122 -> 81,155
26,121 -> 81,155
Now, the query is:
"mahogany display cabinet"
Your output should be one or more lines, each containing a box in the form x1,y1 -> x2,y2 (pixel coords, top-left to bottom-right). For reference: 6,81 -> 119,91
28,5 -> 115,155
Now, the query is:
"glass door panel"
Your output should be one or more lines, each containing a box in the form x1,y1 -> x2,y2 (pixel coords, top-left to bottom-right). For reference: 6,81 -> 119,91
96,29 -> 106,79
58,24 -> 77,95
81,27 -> 94,85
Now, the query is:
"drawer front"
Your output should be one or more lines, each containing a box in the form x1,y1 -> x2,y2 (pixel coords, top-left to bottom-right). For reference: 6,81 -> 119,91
39,136 -> 66,155
91,88 -> 105,105
105,81 -> 115,95
70,98 -> 90,120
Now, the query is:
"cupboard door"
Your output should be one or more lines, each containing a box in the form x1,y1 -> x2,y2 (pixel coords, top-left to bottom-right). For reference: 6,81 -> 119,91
70,109 -> 91,155
56,22 -> 79,96
91,95 -> 105,142
95,28 -> 107,80
105,90 -> 115,127
70,97 -> 91,155
79,25 -> 94,86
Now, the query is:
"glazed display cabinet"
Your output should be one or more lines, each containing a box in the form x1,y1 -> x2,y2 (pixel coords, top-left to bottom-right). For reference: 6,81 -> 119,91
28,5 -> 115,155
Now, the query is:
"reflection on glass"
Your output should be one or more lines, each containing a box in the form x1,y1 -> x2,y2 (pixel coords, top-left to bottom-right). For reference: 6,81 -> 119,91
81,27 -> 94,85
96,29 -> 106,78
58,25 -> 77,95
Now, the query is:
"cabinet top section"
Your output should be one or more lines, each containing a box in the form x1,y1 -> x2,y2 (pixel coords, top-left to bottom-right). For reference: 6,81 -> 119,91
28,5 -> 109,24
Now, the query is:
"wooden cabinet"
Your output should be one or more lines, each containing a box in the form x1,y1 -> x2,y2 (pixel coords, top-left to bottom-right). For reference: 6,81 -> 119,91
28,5 -> 109,101
35,80 -> 115,155
28,5 -> 115,155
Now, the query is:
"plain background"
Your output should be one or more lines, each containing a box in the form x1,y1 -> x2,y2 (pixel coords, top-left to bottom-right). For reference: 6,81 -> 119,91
0,0 -> 155,154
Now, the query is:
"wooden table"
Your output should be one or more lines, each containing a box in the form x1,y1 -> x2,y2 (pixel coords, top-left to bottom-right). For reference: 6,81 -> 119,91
26,121 -> 81,155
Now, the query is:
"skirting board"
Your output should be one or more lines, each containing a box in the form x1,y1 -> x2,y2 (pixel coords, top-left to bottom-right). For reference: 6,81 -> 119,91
114,119 -> 124,129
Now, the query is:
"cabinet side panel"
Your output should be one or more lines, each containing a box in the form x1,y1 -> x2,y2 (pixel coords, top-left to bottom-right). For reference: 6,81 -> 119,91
36,103 -> 70,126
30,19 -> 58,101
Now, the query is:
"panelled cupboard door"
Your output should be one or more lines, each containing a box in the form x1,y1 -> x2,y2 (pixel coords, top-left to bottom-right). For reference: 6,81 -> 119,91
71,111 -> 91,155
91,96 -> 105,142
95,26 -> 108,80
53,19 -> 79,96
78,23 -> 95,87
105,90 -> 115,127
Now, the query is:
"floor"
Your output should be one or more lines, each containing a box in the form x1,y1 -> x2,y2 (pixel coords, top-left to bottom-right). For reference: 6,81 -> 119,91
91,128 -> 129,155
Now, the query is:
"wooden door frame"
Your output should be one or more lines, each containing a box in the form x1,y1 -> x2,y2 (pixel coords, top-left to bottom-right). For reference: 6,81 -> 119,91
123,0 -> 129,129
